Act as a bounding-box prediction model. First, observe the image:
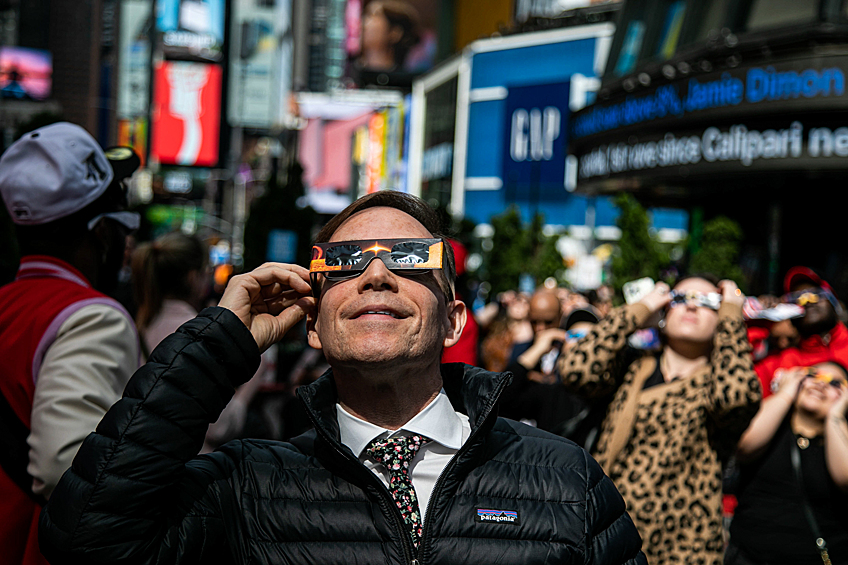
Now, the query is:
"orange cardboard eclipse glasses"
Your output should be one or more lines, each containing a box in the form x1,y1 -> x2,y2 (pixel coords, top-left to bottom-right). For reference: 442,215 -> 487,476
310,238 -> 445,293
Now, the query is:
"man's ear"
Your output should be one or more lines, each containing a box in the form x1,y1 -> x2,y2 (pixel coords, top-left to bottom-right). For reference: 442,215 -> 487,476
306,311 -> 323,350
443,300 -> 467,348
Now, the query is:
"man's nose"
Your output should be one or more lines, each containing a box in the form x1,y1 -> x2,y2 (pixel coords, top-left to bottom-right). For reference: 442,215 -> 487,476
356,257 -> 399,293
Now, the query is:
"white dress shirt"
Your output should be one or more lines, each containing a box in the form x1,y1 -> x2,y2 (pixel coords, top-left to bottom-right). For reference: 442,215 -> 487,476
336,390 -> 471,523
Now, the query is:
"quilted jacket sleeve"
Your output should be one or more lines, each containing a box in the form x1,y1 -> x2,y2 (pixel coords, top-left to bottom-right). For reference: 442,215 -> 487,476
583,450 -> 647,565
557,304 -> 651,399
39,307 -> 261,565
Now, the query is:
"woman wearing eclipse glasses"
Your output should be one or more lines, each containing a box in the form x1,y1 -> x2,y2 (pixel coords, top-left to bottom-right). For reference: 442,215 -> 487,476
557,273 -> 762,565
727,362 -> 848,565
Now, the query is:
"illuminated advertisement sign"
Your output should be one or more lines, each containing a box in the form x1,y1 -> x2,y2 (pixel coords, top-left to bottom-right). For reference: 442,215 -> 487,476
346,0 -> 440,87
571,56 -> 848,185
0,46 -> 52,101
150,61 -> 222,167
229,0 -> 291,128
573,62 -> 847,140
502,81 -> 570,202
156,0 -> 225,62
117,0 -> 152,118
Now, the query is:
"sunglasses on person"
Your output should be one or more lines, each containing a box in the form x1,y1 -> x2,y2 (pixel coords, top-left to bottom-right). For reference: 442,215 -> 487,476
784,287 -> 826,306
803,368 -> 848,390
668,290 -> 722,310
310,238 -> 445,291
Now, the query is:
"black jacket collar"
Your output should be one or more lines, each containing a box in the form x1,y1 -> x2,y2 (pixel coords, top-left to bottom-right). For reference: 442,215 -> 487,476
296,363 -> 512,447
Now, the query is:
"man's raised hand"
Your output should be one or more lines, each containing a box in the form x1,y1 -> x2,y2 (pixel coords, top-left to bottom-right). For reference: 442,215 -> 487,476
218,263 -> 315,352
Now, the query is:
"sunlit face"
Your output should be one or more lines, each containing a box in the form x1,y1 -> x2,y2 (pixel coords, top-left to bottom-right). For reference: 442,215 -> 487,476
308,207 -> 465,370
791,282 -> 837,334
529,293 -> 561,334
796,362 -> 847,418
507,294 -> 530,322
664,278 -> 720,345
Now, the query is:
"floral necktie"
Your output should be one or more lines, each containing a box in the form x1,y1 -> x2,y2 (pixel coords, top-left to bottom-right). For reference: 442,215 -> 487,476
365,434 -> 431,548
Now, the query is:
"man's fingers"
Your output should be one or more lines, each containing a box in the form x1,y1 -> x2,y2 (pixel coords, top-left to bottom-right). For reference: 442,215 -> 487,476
268,297 -> 315,339
263,293 -> 316,315
247,263 -> 312,293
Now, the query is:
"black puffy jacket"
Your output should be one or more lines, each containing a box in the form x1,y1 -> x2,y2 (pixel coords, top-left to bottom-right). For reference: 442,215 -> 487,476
40,307 -> 646,565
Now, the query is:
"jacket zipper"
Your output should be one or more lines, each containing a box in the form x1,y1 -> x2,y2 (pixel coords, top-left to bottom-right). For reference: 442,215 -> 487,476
416,374 -> 512,564
303,411 -> 417,564
300,370 -> 512,565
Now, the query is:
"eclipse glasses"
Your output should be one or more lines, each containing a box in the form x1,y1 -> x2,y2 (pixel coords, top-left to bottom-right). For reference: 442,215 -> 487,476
784,287 -> 827,307
802,367 -> 848,390
668,290 -> 722,311
309,238 -> 445,293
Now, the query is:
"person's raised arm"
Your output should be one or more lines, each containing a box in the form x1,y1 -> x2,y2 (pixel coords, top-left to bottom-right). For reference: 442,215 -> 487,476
517,328 -> 567,371
557,283 -> 670,398
825,388 -> 848,492
704,280 -> 762,435
40,263 -> 313,564
736,368 -> 803,463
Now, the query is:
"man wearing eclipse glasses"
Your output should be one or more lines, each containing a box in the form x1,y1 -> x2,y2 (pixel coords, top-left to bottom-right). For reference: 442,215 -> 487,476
41,190 -> 646,565
755,266 -> 848,397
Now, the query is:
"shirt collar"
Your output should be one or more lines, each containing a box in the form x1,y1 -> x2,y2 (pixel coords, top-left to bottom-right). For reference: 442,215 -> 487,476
337,389 -> 464,457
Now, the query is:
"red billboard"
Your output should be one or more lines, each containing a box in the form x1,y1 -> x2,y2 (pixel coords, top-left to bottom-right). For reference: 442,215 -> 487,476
150,61 -> 222,167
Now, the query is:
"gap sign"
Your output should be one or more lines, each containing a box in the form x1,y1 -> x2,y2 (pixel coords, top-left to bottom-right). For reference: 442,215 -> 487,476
502,81 -> 570,201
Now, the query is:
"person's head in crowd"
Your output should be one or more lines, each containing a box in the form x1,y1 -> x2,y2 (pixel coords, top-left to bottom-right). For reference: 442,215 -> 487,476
132,232 -> 208,333
783,266 -> 841,338
562,290 -> 590,317
661,272 -> 723,353
586,285 -> 613,318
360,0 -> 420,71
560,306 -> 600,351
0,122 -> 140,295
769,318 -> 800,352
528,289 -> 562,334
793,361 -> 848,421
307,190 -> 466,379
507,292 -> 530,322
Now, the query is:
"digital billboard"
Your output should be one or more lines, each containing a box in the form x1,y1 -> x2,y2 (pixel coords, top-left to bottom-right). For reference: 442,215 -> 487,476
0,47 -> 52,101
117,0 -> 152,118
229,0 -> 290,127
345,0 -> 440,87
150,61 -> 222,167
156,0 -> 226,62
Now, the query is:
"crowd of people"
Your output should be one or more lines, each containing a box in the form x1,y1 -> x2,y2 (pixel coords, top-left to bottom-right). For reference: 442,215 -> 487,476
1,123 -> 847,565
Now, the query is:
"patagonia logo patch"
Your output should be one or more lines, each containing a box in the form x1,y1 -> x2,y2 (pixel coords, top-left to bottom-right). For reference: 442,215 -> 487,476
476,508 -> 520,525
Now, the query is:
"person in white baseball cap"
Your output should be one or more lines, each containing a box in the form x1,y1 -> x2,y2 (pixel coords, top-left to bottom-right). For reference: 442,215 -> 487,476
0,121 -> 142,565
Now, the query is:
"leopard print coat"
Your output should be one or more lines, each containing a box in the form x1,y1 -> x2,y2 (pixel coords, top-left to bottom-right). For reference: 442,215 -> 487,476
557,303 -> 762,565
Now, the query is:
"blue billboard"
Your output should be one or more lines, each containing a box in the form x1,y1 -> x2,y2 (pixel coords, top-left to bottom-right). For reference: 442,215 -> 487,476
458,26 -> 686,234
502,81 -> 570,204
462,29 -> 615,226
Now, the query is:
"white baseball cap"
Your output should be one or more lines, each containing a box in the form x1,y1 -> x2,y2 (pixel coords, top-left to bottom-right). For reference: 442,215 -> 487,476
0,122 -> 139,226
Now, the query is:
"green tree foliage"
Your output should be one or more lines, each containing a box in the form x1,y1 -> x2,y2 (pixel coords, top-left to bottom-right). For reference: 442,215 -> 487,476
688,216 -> 745,288
610,193 -> 668,295
243,161 -> 317,272
486,206 -> 563,295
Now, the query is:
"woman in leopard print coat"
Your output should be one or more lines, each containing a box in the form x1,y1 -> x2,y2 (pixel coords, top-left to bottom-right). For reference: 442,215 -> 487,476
557,276 -> 762,565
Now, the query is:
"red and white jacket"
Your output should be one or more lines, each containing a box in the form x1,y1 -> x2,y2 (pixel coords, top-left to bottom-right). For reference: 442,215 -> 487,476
0,256 -> 139,565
